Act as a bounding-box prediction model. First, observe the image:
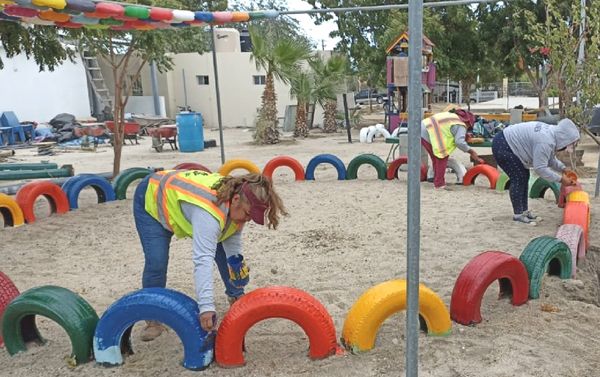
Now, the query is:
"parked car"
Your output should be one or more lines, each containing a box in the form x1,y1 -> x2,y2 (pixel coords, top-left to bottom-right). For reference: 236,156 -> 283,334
354,89 -> 387,105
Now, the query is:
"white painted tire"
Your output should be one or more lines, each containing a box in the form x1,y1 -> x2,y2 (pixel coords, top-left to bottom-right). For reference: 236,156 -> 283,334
359,127 -> 370,143
375,128 -> 391,139
366,126 -> 377,143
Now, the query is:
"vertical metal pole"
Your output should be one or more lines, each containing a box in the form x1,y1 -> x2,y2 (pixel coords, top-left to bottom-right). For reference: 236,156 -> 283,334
150,61 -> 161,116
406,0 -> 423,376
182,69 -> 188,108
577,0 -> 586,105
595,150 -> 600,198
343,94 -> 352,143
210,25 -> 226,164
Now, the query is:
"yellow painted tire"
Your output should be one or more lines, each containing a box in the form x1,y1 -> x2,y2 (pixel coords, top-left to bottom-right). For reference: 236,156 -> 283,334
341,279 -> 451,353
567,190 -> 589,204
218,159 -> 260,176
0,193 -> 24,227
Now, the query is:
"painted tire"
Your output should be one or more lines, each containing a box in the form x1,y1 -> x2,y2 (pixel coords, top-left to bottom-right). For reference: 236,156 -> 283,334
496,172 -> 510,192
0,193 -> 25,227
555,224 -> 585,278
173,162 -> 212,172
262,156 -> 305,181
305,154 -> 346,180
563,201 -> 590,250
215,286 -> 337,367
519,236 -> 572,299
567,190 -> 589,204
112,167 -> 152,200
61,174 -> 116,210
0,271 -> 20,348
364,125 -> 376,143
346,154 -> 387,180
558,183 -> 582,208
2,285 -> 98,365
386,156 -> 427,181
15,181 -> 69,223
341,279 -> 451,353
528,177 -> 560,203
359,127 -> 370,143
218,159 -> 261,176
450,251 -> 529,325
94,288 -> 213,371
462,164 -> 500,189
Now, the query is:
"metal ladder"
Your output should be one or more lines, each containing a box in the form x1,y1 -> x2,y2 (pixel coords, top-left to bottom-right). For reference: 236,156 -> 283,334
80,51 -> 113,113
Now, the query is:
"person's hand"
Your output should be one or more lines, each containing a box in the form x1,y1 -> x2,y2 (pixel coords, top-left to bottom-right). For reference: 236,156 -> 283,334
199,311 -> 216,332
469,150 -> 485,165
561,173 -> 576,186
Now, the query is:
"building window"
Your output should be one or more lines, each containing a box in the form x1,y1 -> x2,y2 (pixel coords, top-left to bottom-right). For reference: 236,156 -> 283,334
197,75 -> 210,85
128,75 -> 143,96
253,75 -> 266,85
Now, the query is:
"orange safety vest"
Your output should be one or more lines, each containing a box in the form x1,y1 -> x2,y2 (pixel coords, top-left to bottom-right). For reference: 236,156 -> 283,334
423,112 -> 467,159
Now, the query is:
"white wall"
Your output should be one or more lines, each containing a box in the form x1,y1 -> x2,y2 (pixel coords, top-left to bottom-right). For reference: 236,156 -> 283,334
0,49 -> 91,122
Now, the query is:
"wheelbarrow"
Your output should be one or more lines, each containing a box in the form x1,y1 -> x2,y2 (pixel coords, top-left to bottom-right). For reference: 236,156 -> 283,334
147,125 -> 178,152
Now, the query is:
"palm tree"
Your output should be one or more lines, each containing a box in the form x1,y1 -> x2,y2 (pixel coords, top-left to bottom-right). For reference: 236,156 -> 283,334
310,54 -> 348,133
249,26 -> 311,144
289,71 -> 313,138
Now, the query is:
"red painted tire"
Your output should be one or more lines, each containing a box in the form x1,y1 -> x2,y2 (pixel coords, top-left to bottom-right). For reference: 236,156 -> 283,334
262,156 -> 305,181
386,156 -> 427,181
563,201 -> 590,251
173,162 -> 212,173
0,271 -> 20,348
555,224 -> 585,278
215,286 -> 338,368
558,183 -> 582,208
462,164 -> 500,189
15,181 -> 70,224
450,251 -> 529,326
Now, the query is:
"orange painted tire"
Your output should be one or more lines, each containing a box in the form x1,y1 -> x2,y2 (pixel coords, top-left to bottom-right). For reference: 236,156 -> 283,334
0,193 -> 24,227
462,164 -> 500,189
15,181 -> 69,224
563,201 -> 590,250
262,156 -> 305,181
218,159 -> 260,176
385,156 -> 427,181
215,286 -> 338,368
173,162 -> 212,173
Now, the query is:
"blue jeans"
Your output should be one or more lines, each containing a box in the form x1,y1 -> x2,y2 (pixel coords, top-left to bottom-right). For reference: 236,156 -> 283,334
133,176 -> 244,299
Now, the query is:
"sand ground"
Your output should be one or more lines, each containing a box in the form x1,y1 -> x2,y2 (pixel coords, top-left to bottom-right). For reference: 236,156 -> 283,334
1,117 -> 599,377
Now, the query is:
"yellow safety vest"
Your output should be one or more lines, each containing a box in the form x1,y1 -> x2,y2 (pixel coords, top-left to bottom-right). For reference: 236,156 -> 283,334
423,112 -> 467,159
145,170 -> 240,240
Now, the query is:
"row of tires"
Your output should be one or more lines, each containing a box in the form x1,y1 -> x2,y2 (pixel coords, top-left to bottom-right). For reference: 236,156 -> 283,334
450,177 -> 592,325
0,273 -> 451,370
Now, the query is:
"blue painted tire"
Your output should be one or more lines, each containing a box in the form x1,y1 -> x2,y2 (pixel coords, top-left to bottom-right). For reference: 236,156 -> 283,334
62,174 -> 116,210
305,154 -> 346,180
93,288 -> 214,371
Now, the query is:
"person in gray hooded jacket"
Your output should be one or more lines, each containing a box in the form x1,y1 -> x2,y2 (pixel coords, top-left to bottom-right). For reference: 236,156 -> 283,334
492,118 -> 579,225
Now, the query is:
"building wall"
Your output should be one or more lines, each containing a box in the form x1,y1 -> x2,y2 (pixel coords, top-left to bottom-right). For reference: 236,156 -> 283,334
0,49 -> 91,122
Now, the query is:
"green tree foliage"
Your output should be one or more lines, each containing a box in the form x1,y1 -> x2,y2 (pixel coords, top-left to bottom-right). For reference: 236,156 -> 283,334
309,54 -> 348,133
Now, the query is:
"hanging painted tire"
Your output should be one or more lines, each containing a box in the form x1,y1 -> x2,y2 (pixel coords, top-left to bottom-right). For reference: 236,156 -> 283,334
0,193 -> 25,227
0,271 -> 20,348
61,174 -> 116,210
218,159 -> 261,176
112,167 -> 152,200
346,154 -> 387,180
555,224 -> 585,278
94,288 -> 213,371
262,156 -> 305,181
496,172 -> 510,192
2,285 -> 98,365
567,190 -> 590,204
528,177 -> 560,203
563,201 -> 590,250
215,286 -> 338,367
15,181 -> 69,224
305,154 -> 346,180
173,162 -> 212,172
341,279 -> 451,354
462,164 -> 500,189
450,251 -> 529,325
386,156 -> 427,181
558,183 -> 582,208
519,236 -> 572,299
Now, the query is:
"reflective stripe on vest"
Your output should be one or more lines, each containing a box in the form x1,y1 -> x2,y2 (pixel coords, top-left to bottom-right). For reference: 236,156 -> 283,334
423,112 -> 466,159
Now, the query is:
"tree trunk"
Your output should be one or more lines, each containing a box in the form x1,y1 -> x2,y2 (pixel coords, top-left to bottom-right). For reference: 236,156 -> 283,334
323,100 -> 338,133
293,100 -> 308,138
255,72 -> 279,144
538,90 -> 548,110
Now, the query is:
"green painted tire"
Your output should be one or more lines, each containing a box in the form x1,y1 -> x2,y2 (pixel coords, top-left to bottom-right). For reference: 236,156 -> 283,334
112,167 -> 152,200
1,285 -> 99,365
496,172 -> 510,192
346,154 -> 387,180
519,236 -> 572,299
528,177 -> 560,203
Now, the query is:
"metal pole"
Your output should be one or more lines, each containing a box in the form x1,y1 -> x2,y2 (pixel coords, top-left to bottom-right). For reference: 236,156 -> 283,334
577,0 -> 585,105
342,93 -> 352,143
595,150 -> 600,198
150,61 -> 161,116
279,0 -> 500,15
182,69 -> 188,108
210,25 -> 226,164
407,0 -> 423,375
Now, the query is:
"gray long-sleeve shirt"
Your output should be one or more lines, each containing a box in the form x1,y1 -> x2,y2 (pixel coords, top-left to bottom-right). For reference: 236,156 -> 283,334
421,123 -> 471,153
181,202 -> 242,314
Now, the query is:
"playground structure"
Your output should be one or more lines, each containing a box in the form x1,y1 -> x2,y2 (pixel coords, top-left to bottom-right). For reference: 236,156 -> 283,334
0,155 -> 592,370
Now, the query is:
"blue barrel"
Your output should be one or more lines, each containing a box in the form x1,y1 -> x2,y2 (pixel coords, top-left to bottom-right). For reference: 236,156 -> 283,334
176,112 -> 204,152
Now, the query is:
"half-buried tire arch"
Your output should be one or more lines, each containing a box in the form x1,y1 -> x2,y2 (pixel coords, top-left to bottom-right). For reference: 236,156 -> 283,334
519,236 -> 572,299
304,154 -> 346,181
0,193 -> 24,227
93,288 -> 214,371
450,251 -> 529,326
0,271 -> 20,348
1,285 -> 98,366
218,159 -> 261,176
112,167 -> 153,200
529,177 -> 560,203
215,286 -> 338,368
61,174 -> 116,210
341,279 -> 451,354
346,154 -> 387,180
555,224 -> 585,278
462,164 -> 500,189
15,181 -> 69,223
386,156 -> 427,181
262,156 -> 305,181
563,201 -> 590,251
173,162 -> 212,173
